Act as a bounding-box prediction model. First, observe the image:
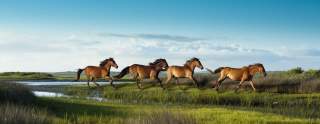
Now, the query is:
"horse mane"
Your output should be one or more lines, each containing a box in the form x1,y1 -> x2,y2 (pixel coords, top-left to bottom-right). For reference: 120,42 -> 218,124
248,63 -> 263,67
184,57 -> 199,66
149,58 -> 166,66
99,58 -> 114,67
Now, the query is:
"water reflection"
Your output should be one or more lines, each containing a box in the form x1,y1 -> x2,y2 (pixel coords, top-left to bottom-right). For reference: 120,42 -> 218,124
18,81 -> 127,86
33,91 -> 108,102
33,91 -> 67,97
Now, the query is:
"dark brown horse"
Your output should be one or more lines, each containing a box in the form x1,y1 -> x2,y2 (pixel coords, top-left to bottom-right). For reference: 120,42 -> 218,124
113,58 -> 168,89
165,57 -> 204,88
75,58 -> 118,87
207,63 -> 267,91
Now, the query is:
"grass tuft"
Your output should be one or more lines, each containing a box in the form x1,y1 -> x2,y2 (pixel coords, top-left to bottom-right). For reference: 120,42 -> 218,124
0,103 -> 52,124
0,81 -> 36,104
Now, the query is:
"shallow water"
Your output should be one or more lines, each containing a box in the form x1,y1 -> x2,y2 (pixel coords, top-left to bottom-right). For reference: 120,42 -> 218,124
32,91 -> 108,102
18,81 -> 126,86
15,81 -> 114,102
33,91 -> 66,97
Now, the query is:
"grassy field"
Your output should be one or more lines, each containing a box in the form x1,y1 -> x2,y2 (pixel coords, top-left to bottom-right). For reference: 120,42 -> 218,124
61,83 -> 320,119
4,82 -> 317,124
1,67 -> 320,123
36,97 -> 319,124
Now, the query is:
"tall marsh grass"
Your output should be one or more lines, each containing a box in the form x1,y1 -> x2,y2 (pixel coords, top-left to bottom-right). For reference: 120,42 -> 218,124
0,81 -> 36,104
0,81 -> 53,124
124,110 -> 197,124
0,103 -> 52,124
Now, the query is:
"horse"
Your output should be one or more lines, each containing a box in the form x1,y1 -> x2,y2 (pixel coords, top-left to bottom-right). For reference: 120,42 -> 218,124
206,63 -> 267,91
165,57 -> 204,88
113,58 -> 168,89
75,58 -> 118,88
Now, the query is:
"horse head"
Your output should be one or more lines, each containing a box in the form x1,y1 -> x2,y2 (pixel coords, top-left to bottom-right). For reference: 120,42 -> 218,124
149,58 -> 168,71
100,57 -> 118,69
249,63 -> 267,77
186,57 -> 204,70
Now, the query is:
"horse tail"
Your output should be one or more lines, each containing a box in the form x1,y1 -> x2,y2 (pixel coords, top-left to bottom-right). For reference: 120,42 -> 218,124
213,67 -> 225,74
75,68 -> 84,81
206,68 -> 215,75
114,66 -> 130,79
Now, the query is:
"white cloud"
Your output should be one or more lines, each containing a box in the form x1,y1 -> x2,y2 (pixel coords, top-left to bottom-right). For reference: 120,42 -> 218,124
274,46 -> 320,58
0,31 -> 319,72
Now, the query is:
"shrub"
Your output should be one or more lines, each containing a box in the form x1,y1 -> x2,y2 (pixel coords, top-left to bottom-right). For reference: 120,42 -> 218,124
287,67 -> 304,75
0,81 -> 36,104
304,69 -> 320,77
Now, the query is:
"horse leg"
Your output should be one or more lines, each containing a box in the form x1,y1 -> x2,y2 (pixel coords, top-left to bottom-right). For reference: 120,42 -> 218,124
138,75 -> 144,89
86,76 -> 91,87
136,79 -> 143,89
215,76 -> 227,91
165,75 -> 173,89
235,80 -> 245,92
92,78 -> 100,87
156,77 -> 164,89
136,75 -> 143,89
135,79 -> 140,89
175,78 -> 179,85
188,76 -> 199,88
132,74 -> 140,89
175,78 -> 183,90
249,81 -> 256,91
106,76 -> 116,89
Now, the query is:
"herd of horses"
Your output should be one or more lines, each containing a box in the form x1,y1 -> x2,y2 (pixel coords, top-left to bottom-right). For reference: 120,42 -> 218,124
75,57 -> 267,91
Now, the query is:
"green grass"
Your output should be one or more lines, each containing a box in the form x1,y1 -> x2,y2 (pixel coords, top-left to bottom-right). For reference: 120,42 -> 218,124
0,82 -> 52,124
0,81 -> 36,104
2,67 -> 320,124
61,82 -> 320,120
0,72 -> 55,80
0,103 -> 52,124
36,97 -> 319,124
1,81 -> 320,124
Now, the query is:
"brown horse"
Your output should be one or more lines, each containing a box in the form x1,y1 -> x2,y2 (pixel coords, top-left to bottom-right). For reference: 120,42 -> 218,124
165,57 -> 204,88
207,63 -> 267,91
113,58 -> 168,89
75,58 -> 118,87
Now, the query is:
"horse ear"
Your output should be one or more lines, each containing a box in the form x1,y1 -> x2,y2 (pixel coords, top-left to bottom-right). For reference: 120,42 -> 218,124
191,57 -> 198,61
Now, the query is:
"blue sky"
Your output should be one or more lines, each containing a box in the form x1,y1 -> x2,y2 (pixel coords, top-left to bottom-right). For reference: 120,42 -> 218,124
0,0 -> 320,72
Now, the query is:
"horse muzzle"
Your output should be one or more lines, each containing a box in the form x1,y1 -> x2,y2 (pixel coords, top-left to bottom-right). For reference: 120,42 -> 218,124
162,67 -> 168,70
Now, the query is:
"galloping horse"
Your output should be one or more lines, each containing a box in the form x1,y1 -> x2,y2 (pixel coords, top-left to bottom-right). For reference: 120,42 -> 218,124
113,58 -> 168,89
207,63 -> 267,91
75,58 -> 118,87
165,57 -> 204,88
